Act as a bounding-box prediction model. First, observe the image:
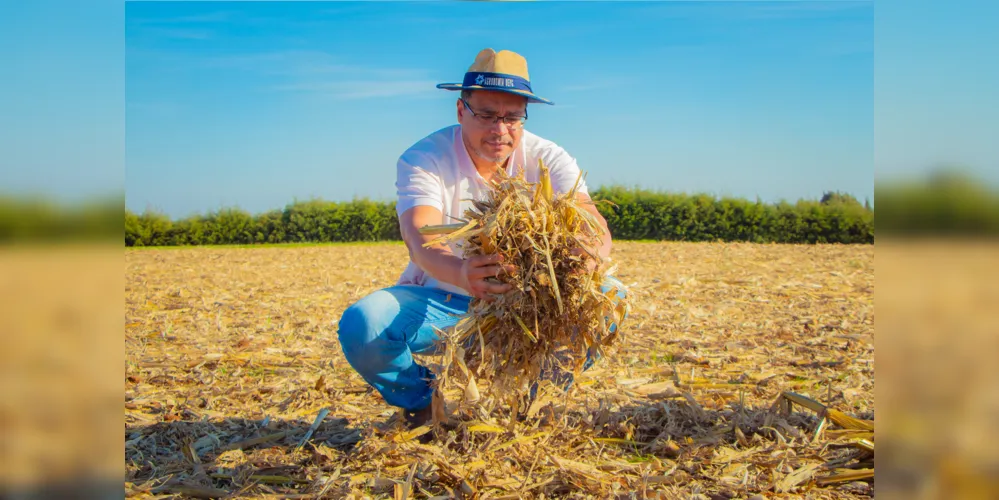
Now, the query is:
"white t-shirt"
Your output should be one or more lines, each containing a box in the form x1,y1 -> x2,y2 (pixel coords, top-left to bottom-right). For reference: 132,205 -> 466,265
395,124 -> 589,296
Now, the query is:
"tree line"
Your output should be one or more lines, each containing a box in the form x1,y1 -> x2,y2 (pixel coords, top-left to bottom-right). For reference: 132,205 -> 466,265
0,195 -> 122,242
10,169 -> 999,245
123,188 -> 875,246
125,199 -> 401,246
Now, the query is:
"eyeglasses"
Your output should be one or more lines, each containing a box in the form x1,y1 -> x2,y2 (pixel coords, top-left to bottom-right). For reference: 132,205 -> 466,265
461,99 -> 527,129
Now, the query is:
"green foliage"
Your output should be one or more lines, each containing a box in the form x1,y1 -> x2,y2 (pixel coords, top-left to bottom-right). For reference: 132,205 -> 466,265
820,190 -> 863,207
121,189 -> 874,246
124,198 -> 402,246
281,199 -> 399,243
127,209 -> 174,246
590,186 -> 874,244
0,194 -> 123,243
875,168 -> 999,236
25,170 -> 999,246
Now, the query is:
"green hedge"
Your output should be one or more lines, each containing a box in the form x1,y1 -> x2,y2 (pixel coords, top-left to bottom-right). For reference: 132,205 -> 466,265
122,190 -> 874,246
589,187 -> 873,244
0,195 -> 122,242
125,199 -> 400,247
17,170 -> 999,246
874,170 -> 999,236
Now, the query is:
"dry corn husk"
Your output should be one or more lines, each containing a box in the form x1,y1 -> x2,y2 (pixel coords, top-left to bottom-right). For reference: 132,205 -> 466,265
125,236 -> 876,498
420,160 -> 629,416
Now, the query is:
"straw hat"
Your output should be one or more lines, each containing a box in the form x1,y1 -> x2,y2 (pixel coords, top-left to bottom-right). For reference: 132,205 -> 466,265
437,48 -> 553,105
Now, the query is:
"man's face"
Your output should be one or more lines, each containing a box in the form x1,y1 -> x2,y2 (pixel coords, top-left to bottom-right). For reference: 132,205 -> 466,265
457,90 -> 528,164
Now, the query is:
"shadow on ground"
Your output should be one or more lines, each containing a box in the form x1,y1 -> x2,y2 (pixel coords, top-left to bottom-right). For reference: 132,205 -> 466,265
125,414 -> 373,497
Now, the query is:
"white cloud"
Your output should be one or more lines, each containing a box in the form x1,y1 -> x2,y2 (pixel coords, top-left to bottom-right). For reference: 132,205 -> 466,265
130,47 -> 439,100
559,77 -> 634,93
200,50 -> 428,78
169,11 -> 236,23
272,80 -> 439,100
745,1 -> 872,20
127,10 -> 236,26
196,50 -> 440,99
143,27 -> 214,40
626,1 -> 871,22
126,101 -> 182,117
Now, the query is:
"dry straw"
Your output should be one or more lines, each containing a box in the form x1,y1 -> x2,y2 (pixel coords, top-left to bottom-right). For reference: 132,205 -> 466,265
419,160 -> 629,422
125,186 -> 876,498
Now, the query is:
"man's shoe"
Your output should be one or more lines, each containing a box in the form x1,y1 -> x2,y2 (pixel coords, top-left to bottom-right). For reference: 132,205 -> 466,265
403,405 -> 433,429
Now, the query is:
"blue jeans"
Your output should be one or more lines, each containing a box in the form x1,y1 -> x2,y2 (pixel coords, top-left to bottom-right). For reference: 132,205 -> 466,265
337,277 -> 628,412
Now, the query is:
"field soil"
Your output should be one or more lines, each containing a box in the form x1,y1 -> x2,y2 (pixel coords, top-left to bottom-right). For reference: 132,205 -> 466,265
125,241 -> 874,499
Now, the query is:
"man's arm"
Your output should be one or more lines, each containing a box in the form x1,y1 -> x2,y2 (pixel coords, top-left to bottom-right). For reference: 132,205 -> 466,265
399,205 -> 514,300
575,192 -> 613,261
569,192 -> 613,274
538,145 -> 612,263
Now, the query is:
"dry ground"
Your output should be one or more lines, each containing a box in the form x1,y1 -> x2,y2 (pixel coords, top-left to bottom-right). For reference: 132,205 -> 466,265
125,241 -> 874,499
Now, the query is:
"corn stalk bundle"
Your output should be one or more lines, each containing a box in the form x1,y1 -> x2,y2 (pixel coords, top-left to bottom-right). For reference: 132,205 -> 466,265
419,160 -> 629,416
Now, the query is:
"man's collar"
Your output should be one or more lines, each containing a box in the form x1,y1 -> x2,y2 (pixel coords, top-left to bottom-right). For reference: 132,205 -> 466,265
455,125 -> 479,180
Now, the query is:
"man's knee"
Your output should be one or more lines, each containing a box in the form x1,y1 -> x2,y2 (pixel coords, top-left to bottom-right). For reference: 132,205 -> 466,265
337,290 -> 400,358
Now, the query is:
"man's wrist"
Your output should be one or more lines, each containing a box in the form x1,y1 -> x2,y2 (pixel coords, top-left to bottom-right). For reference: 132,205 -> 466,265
420,251 -> 466,289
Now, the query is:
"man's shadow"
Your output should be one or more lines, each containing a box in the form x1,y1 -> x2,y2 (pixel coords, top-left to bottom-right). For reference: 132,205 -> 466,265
125,413 -> 367,497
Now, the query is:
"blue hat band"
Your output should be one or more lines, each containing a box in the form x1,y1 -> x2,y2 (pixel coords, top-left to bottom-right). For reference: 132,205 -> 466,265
462,72 -> 533,93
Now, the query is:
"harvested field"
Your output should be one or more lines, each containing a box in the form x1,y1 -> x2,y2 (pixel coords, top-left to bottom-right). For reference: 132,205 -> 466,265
125,241 -> 874,499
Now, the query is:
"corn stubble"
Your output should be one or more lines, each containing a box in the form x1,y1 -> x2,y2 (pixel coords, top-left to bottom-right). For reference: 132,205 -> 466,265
125,238 -> 876,497
419,160 -> 630,419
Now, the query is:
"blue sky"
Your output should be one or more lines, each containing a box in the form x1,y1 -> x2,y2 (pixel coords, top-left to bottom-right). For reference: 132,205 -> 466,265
1,1 -> 124,203
122,1 -> 874,217
874,0 -> 999,184
3,1 -> 996,217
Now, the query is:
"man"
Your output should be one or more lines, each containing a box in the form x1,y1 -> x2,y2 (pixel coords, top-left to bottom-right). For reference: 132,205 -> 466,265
336,48 -> 625,427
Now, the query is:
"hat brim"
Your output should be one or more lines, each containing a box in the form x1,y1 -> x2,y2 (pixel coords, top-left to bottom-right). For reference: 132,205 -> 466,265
437,83 -> 554,105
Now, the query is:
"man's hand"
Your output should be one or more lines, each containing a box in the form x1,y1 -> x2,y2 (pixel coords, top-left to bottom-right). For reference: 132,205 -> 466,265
570,244 -> 599,274
400,206 -> 518,299
460,254 -> 516,301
